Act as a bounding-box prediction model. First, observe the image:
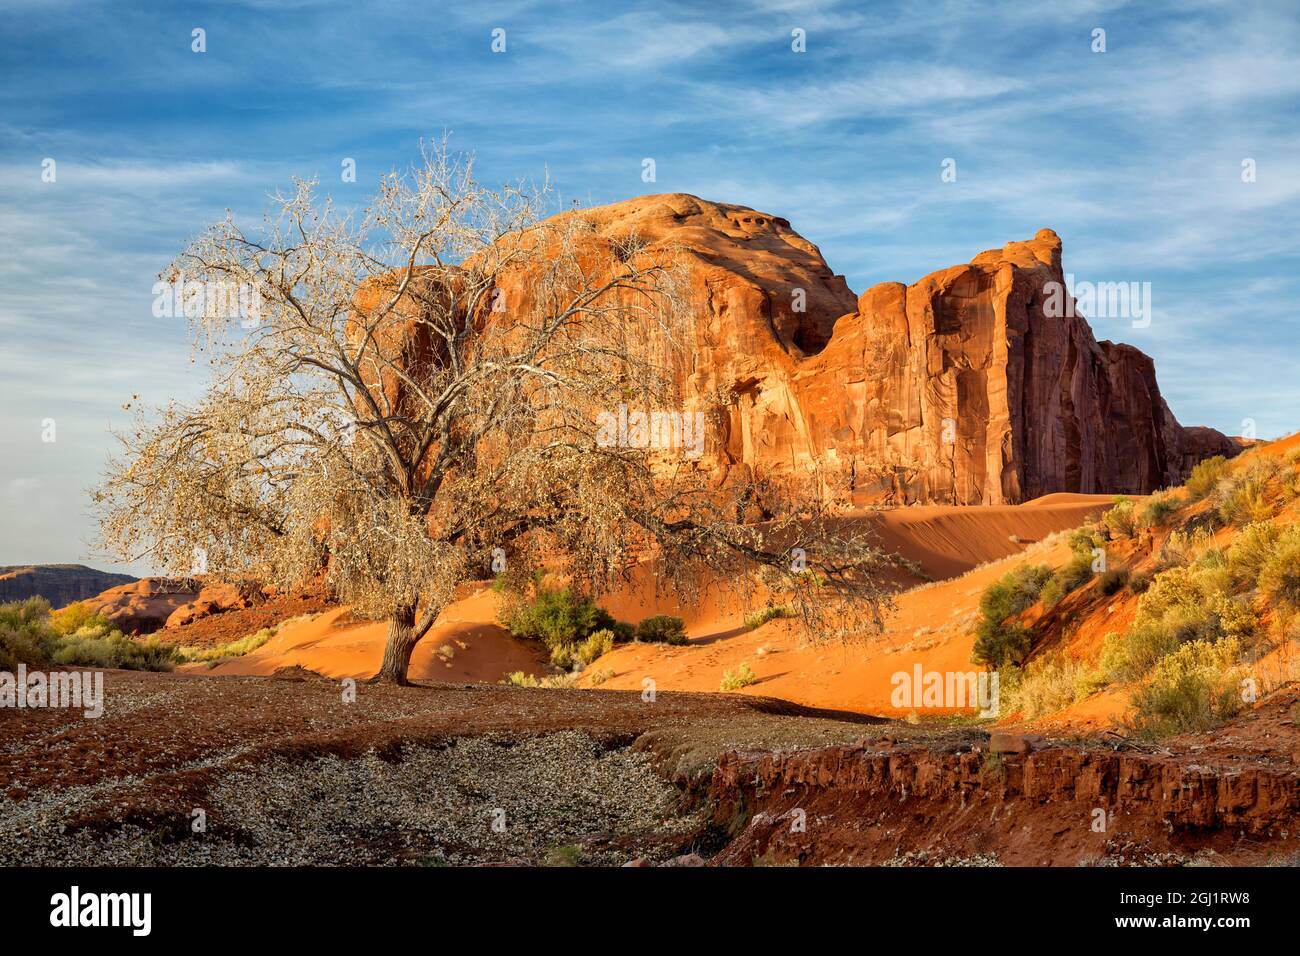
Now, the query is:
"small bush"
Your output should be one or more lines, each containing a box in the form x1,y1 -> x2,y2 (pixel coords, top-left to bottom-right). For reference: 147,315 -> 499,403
1041,554 -> 1095,609
972,619 -> 1031,670
503,670 -> 576,689
587,667 -> 614,685
1102,497 -> 1137,538
979,564 -> 1052,622
1098,568 -> 1130,595
51,633 -> 179,671
576,628 -> 614,666
1126,571 -> 1152,594
502,586 -> 619,651
0,598 -> 58,670
2,598 -> 176,672
1138,495 -> 1177,529
549,643 -> 575,669
720,663 -> 757,691
1097,622 -> 1180,684
1184,455 -> 1230,500
970,564 -> 1051,668
635,615 -> 687,645
1067,528 -> 1104,560
1126,638 -> 1246,738
1259,524 -> 1300,609
744,605 -> 794,630
999,652 -> 1098,719
1216,476 -> 1272,527
1226,521 -> 1279,588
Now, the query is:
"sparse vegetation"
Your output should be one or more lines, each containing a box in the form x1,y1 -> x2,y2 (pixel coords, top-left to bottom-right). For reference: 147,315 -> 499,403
635,615 -> 688,645
1,598 -> 178,672
720,663 -> 757,691
1184,455 -> 1230,500
576,628 -> 614,666
1102,496 -> 1137,538
502,584 -> 631,668
971,564 -> 1051,668
176,614 -> 316,665
1138,494 -> 1177,529
1125,638 -> 1247,738
1041,554 -> 1094,609
744,605 -> 794,630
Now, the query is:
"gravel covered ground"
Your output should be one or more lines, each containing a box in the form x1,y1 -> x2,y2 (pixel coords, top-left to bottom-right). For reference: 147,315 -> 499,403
0,668 -> 874,866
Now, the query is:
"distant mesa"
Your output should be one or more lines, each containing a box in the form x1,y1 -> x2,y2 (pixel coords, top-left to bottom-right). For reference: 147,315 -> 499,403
0,564 -> 136,609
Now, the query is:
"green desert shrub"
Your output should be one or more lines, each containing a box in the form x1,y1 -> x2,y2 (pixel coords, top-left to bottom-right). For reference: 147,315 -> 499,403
1098,568 -> 1130,595
502,585 -> 631,670
1225,521 -> 1279,588
1184,455 -> 1230,500
0,598 -> 58,671
1215,475 -> 1272,527
1041,554 -> 1095,609
970,564 -> 1050,668
1258,524 -> 1300,609
1138,494 -> 1177,529
743,605 -> 794,630
999,652 -> 1100,719
51,632 -> 179,671
1067,528 -> 1104,560
1097,622 -> 1180,685
720,663 -> 757,691
1102,497 -> 1138,538
979,564 -> 1052,622
635,615 -> 687,645
576,628 -> 614,666
1125,638 -> 1246,738
2,598 -> 177,672
972,619 -> 1031,670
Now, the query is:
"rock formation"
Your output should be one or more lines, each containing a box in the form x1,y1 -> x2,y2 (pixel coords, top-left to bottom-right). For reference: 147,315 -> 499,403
553,194 -> 1238,505
359,193 -> 1239,507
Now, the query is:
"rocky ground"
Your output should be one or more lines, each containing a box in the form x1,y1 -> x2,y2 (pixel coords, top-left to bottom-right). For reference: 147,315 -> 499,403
2,668 -> 1296,866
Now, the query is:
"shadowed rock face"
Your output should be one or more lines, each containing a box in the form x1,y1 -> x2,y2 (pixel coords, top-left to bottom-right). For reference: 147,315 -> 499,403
358,193 -> 1239,506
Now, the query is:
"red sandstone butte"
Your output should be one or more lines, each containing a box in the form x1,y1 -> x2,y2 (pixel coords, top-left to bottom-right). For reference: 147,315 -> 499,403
358,193 -> 1239,506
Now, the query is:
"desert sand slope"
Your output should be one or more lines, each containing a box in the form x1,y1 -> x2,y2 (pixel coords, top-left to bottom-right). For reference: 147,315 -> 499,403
193,587 -> 548,682
188,496 -> 1109,688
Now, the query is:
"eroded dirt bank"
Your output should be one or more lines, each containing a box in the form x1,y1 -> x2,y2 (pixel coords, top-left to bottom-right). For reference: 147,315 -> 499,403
699,690 -> 1300,867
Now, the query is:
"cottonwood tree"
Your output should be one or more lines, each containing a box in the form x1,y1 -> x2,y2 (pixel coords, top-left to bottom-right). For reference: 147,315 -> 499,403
96,145 -> 899,684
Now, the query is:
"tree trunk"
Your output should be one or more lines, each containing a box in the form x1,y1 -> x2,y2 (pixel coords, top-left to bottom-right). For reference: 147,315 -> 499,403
374,604 -> 420,685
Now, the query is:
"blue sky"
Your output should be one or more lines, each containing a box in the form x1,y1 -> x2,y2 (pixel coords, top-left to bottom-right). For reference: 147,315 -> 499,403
2,0 -> 1299,570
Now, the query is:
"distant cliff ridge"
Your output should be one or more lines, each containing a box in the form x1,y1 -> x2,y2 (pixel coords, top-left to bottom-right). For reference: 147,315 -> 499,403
0,564 -> 137,608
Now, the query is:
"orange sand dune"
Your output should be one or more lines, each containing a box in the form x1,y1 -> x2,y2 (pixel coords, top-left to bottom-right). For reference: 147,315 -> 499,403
576,533 -> 1079,718
865,495 -> 1111,578
191,587 -> 548,682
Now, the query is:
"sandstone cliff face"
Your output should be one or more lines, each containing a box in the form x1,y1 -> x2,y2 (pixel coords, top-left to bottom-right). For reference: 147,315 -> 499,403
548,195 -> 1236,505
359,193 -> 1237,506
